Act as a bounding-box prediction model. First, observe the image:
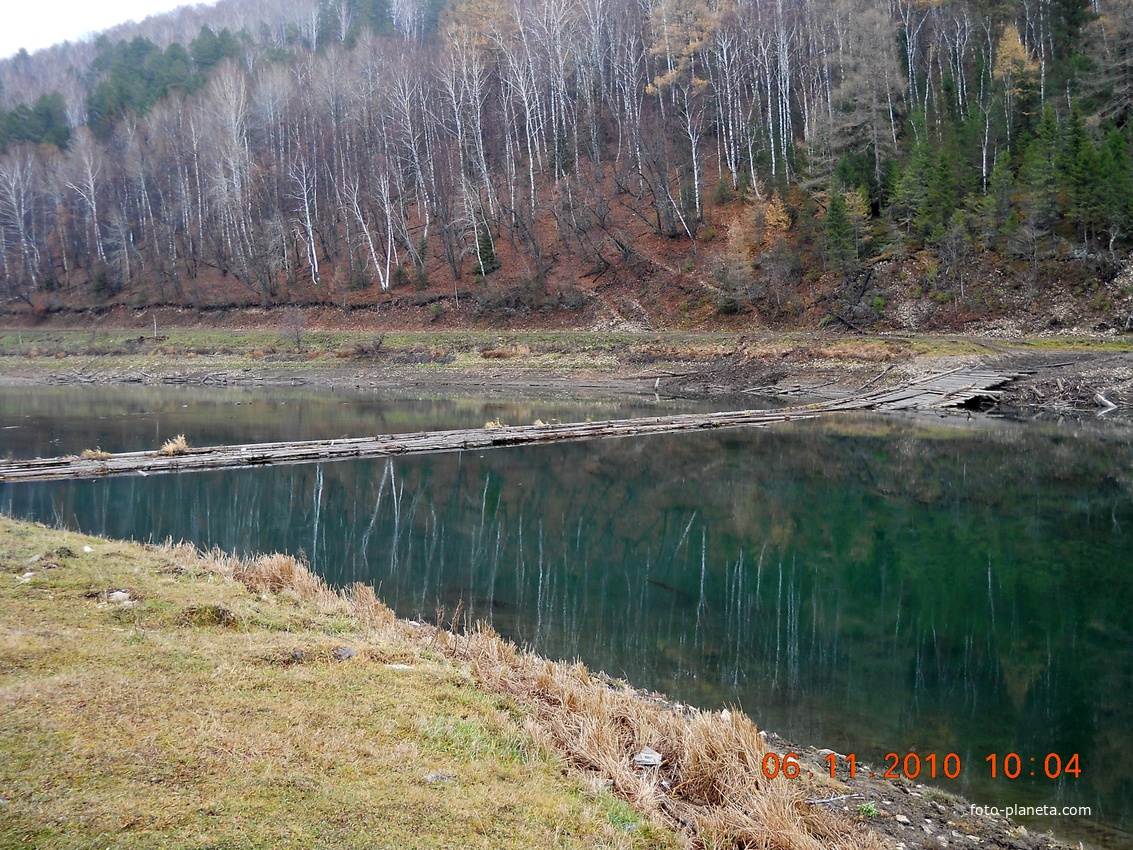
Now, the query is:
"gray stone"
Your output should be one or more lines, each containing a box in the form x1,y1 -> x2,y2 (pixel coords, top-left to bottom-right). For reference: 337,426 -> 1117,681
331,646 -> 357,662
633,746 -> 663,767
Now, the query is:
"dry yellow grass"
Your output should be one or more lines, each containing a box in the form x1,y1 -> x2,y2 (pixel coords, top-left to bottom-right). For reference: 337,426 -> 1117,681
482,344 -> 532,359
159,433 -> 189,456
450,628 -> 885,850
743,344 -> 796,359
627,343 -> 733,361
810,342 -> 908,362
212,553 -> 884,850
78,447 -> 111,460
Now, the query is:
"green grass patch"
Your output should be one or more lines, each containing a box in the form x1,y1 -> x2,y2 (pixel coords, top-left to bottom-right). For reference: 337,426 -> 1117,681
0,517 -> 667,849
1016,336 -> 1133,352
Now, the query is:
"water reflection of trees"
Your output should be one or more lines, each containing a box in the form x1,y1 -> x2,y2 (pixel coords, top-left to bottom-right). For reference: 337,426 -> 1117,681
4,417 -> 1130,834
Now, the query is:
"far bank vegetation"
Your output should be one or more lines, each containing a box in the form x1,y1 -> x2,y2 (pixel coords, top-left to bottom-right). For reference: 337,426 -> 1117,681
1,0 -> 1131,328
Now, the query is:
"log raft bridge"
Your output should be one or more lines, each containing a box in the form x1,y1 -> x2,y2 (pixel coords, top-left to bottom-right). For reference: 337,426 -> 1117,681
0,369 -> 1023,484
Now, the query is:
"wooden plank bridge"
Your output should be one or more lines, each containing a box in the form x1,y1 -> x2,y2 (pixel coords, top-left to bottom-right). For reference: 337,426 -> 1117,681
823,366 -> 1021,411
0,368 -> 1021,484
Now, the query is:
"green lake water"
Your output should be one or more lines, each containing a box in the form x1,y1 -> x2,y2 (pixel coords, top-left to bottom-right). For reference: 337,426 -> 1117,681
2,386 -> 1130,848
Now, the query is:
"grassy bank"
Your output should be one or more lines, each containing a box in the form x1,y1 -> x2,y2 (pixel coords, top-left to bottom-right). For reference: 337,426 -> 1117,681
0,328 -> 743,383
3,326 -> 1130,379
0,517 -> 668,849
0,327 -> 755,361
0,517 -> 883,850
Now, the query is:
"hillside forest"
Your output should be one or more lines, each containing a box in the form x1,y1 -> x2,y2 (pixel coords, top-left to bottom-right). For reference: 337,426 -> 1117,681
1,0 -> 1133,327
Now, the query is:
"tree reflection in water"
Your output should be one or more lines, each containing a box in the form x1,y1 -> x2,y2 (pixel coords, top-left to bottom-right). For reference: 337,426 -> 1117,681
4,411 -> 1131,847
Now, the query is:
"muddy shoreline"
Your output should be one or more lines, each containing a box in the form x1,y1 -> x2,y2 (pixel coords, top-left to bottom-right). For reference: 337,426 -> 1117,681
3,342 -> 1131,415
761,732 -> 1089,850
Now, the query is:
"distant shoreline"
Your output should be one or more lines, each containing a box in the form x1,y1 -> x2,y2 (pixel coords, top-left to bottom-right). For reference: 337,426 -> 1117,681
2,324 -> 1131,412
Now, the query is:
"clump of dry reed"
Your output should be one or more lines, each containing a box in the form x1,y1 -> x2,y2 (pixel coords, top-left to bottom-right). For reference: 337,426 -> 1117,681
236,554 -> 397,631
742,344 -> 796,360
812,342 -> 905,362
172,544 -> 879,850
452,625 -> 884,850
167,545 -> 397,632
159,434 -> 189,456
481,344 -> 531,359
80,448 -> 112,461
235,552 -> 328,597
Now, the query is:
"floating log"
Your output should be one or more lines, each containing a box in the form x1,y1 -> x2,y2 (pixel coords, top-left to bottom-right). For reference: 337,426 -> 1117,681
0,408 -> 825,483
0,368 -> 1022,484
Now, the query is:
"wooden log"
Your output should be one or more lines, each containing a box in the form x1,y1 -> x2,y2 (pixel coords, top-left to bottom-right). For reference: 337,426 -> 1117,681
0,369 -> 1025,484
0,410 -> 816,483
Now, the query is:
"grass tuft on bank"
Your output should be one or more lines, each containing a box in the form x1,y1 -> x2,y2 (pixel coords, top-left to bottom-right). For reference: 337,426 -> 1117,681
1,517 -> 882,849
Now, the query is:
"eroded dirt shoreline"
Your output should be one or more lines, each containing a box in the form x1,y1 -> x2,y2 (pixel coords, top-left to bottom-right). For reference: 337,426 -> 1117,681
4,341 -> 1132,415
756,734 -> 1093,850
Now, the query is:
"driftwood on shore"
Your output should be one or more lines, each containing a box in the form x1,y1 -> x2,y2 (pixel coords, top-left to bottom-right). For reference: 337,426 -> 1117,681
46,368 -> 295,387
0,369 -> 1022,484
817,366 -> 1023,411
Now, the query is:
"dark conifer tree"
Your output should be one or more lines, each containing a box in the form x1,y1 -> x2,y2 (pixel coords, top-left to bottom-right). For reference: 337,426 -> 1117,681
824,189 -> 854,273
1020,106 -> 1062,232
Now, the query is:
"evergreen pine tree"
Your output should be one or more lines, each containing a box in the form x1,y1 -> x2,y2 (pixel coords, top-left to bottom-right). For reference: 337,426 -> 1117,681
824,190 -> 855,273
1069,139 -> 1103,243
891,138 -> 931,237
1020,106 -> 1062,233
923,149 -> 959,239
1099,128 -> 1132,250
1059,104 -> 1088,176
974,155 -> 1016,246
477,227 -> 500,277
